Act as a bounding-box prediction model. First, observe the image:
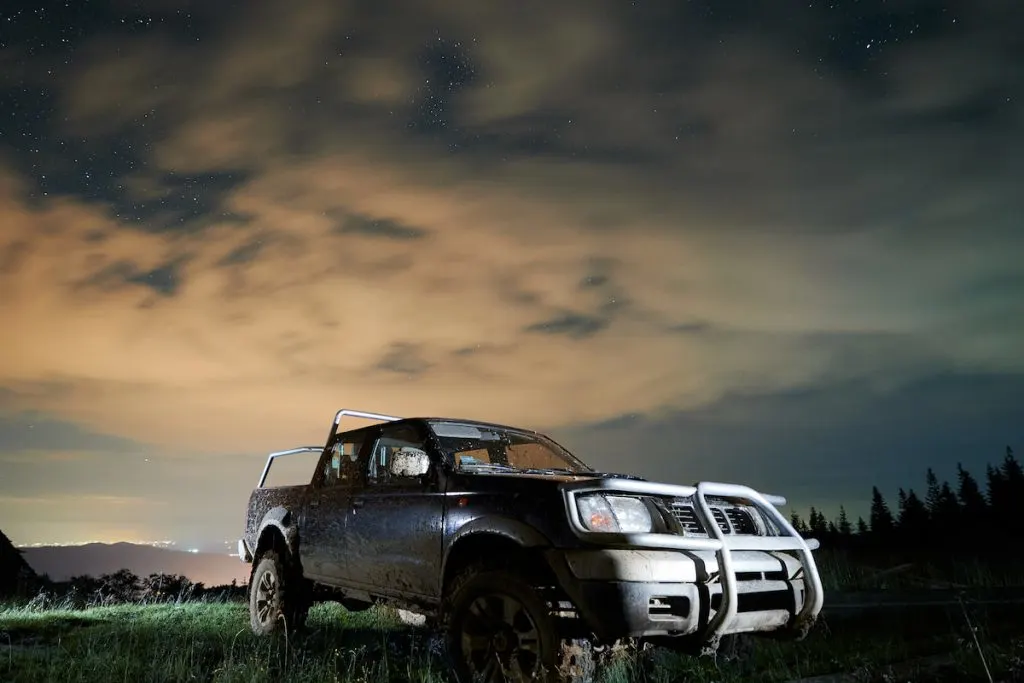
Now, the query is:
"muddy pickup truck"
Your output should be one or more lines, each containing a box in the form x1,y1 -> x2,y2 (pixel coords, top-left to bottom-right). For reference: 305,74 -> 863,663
238,408 -> 824,682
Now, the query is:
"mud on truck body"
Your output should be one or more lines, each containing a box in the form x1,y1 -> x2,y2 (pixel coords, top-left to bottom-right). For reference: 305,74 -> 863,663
238,408 -> 824,682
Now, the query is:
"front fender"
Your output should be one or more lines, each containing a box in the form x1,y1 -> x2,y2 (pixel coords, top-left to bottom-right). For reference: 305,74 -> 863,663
444,515 -> 551,559
256,506 -> 300,556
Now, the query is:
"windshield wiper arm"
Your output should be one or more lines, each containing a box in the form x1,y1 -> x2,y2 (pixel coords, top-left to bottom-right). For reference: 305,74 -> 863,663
460,463 -> 518,472
520,467 -> 580,475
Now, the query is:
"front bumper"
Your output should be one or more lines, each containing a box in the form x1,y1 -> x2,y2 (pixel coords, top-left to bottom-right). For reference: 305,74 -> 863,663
547,547 -> 810,642
554,479 -> 824,645
237,538 -> 253,563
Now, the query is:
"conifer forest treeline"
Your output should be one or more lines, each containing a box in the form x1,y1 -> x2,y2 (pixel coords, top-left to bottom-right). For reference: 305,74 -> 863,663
789,445 -> 1022,559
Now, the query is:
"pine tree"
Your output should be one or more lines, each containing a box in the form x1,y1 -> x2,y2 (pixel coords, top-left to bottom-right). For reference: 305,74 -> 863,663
986,463 -> 1005,508
925,468 -> 942,519
1000,446 -> 1024,535
1002,446 -> 1024,495
790,511 -> 807,534
856,517 -> 869,535
957,462 -> 988,533
897,489 -> 929,545
986,462 -> 1011,538
837,506 -> 852,536
808,507 -> 829,536
870,486 -> 894,539
934,481 -> 961,533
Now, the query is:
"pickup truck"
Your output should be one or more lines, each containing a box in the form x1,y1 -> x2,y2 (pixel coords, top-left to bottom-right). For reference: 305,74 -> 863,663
238,408 -> 824,682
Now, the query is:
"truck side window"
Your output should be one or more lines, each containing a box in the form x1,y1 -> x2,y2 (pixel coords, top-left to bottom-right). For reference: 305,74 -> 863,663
323,435 -> 366,487
367,424 -> 428,486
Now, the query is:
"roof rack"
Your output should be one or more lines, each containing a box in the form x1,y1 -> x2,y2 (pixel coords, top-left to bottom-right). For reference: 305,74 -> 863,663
326,408 -> 403,443
256,447 -> 323,488
255,409 -> 404,488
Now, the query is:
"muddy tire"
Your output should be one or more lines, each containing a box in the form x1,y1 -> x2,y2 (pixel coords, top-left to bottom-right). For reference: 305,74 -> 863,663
444,566 -> 595,682
248,548 -> 309,636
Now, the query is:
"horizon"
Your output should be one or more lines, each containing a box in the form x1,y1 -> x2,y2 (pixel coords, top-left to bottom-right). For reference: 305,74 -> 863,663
5,449 -> 1013,552
2,0 -> 1021,549
10,446 -> 1022,589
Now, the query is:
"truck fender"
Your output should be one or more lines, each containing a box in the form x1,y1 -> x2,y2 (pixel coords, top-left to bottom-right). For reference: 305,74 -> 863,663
255,506 -> 300,557
444,515 -> 551,561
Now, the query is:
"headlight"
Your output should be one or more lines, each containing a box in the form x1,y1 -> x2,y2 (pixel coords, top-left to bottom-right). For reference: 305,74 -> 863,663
576,494 -> 653,533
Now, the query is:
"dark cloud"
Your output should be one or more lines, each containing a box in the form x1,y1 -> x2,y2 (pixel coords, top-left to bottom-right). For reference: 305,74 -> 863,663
667,322 -> 711,335
114,172 -> 252,232
333,211 -> 429,240
126,258 -> 183,296
552,371 -> 1024,520
216,239 -> 264,267
524,311 -> 608,339
0,412 -> 143,454
78,257 -> 184,297
375,343 -> 433,376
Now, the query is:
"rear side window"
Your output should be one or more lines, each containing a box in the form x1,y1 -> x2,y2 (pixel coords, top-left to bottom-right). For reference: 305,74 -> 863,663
322,433 -> 368,488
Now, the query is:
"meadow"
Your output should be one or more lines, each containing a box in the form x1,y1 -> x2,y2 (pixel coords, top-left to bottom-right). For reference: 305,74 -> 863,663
4,551 -> 1024,683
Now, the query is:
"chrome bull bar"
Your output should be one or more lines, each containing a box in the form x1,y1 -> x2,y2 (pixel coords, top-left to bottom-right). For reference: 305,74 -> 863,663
560,478 -> 824,641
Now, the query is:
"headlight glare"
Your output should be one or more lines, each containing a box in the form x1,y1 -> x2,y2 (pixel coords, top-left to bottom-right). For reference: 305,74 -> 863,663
577,494 -> 618,532
576,494 -> 653,533
607,496 -> 653,533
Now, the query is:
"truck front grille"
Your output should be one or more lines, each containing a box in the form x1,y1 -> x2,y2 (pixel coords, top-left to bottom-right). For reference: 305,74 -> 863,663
669,503 -> 706,534
725,507 -> 758,534
668,500 -> 761,536
710,508 -> 730,533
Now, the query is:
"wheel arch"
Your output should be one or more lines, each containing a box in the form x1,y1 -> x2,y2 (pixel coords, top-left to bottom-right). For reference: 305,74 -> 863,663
441,517 -> 554,596
254,506 -> 300,561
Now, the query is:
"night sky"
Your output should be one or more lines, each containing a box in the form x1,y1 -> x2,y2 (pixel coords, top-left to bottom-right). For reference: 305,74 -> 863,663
1,0 -> 1021,551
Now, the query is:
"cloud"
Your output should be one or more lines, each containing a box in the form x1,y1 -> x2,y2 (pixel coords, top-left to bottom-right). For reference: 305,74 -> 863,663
333,211 -> 430,241
554,372 -> 1024,522
0,412 -> 142,453
0,0 -> 1020,471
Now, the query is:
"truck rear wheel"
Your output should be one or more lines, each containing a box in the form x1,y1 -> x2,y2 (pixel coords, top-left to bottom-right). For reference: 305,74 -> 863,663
444,566 -> 594,682
248,548 -> 309,635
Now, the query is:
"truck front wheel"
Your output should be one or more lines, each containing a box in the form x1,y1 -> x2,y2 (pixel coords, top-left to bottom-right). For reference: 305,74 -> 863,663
444,566 -> 594,682
249,548 -> 309,635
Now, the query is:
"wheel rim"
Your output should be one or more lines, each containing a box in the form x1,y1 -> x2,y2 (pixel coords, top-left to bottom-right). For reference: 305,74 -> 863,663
459,592 -> 542,682
254,568 -> 279,626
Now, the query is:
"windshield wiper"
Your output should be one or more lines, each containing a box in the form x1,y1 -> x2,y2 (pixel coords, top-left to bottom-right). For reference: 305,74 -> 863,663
460,463 -> 519,472
519,467 -> 582,475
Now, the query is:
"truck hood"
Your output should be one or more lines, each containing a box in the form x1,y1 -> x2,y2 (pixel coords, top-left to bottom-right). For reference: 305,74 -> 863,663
451,469 -> 647,490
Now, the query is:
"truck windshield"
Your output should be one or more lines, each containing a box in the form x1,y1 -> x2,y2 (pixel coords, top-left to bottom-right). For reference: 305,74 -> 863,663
428,421 -> 592,474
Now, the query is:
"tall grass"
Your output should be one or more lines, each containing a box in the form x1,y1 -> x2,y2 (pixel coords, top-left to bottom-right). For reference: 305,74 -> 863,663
4,563 -> 1024,683
814,548 -> 1024,591
1,600 -> 453,683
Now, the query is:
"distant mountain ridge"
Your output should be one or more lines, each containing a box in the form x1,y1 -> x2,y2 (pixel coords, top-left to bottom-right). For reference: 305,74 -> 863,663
20,542 -> 250,587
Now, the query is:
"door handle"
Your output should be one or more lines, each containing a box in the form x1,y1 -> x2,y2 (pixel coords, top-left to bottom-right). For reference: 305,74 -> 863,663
352,498 -> 365,509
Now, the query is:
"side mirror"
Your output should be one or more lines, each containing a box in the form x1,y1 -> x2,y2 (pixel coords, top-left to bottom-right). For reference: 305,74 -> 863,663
390,447 -> 431,478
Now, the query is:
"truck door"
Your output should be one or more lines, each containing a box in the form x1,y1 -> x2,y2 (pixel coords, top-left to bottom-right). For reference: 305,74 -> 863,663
343,421 -> 445,600
300,430 -> 371,584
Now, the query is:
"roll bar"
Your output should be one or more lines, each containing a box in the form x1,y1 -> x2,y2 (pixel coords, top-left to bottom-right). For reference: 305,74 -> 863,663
256,408 -> 404,488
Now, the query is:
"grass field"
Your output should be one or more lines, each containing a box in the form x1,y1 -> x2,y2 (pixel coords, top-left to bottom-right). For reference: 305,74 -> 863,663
813,547 -> 1024,592
3,592 -> 1024,683
4,550 -> 1024,682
